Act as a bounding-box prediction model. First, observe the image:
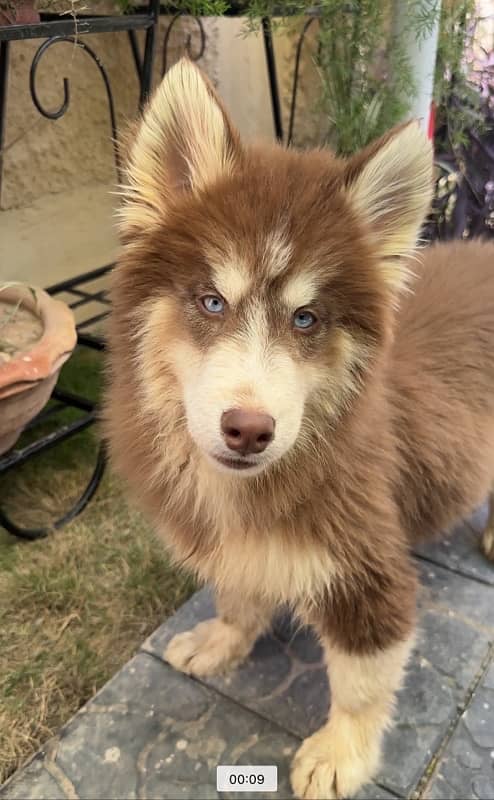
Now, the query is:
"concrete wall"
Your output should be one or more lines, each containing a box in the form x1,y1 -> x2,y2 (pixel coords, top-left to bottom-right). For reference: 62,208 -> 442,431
1,13 -> 321,211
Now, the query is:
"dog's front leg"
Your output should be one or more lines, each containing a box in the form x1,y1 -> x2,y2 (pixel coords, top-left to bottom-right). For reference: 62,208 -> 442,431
165,590 -> 274,678
291,636 -> 414,799
291,573 -> 417,799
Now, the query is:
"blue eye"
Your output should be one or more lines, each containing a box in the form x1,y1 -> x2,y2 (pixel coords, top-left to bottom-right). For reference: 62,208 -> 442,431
201,295 -> 225,315
293,308 -> 318,331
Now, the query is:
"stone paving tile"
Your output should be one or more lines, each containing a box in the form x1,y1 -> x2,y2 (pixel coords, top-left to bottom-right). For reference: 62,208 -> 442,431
423,660 -> 494,800
417,559 -> 494,632
143,560 -> 494,798
0,755 -> 66,800
354,786 -> 398,799
0,653 -> 299,800
414,512 -> 494,586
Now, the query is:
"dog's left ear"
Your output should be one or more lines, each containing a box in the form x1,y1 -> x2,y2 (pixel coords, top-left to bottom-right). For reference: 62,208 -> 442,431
119,58 -> 241,237
343,122 -> 433,292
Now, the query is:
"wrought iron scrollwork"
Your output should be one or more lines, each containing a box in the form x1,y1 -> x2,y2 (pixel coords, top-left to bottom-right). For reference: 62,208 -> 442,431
162,12 -> 206,76
29,35 -> 121,179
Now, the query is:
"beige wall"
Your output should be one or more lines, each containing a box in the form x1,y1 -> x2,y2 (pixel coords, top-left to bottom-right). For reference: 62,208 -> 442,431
0,14 -> 321,211
0,12 -> 322,286
1,30 -> 139,209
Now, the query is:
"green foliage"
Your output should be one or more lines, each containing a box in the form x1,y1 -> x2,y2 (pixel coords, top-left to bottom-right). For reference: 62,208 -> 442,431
315,0 -> 416,155
176,0 -> 230,14
248,1 -> 443,154
115,0 -> 229,14
247,0 -> 487,157
434,0 -> 485,152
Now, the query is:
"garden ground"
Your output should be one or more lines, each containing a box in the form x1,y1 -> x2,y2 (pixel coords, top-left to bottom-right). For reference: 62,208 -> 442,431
0,346 -> 194,784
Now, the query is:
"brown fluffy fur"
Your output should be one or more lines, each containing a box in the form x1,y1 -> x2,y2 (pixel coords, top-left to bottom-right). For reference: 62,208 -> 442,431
104,59 -> 494,799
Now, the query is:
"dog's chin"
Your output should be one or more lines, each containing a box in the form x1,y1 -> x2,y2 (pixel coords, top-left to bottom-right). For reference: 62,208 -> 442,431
205,452 -> 270,478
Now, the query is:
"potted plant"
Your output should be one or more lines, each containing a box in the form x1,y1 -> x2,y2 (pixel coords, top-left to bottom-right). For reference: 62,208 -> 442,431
0,1 -> 40,24
0,284 -> 76,456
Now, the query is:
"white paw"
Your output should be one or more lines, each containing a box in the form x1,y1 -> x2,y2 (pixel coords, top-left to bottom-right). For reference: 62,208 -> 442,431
291,717 -> 381,800
164,618 -> 252,677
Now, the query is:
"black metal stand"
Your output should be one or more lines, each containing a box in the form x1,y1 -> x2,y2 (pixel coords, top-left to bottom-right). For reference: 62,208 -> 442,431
262,17 -> 283,141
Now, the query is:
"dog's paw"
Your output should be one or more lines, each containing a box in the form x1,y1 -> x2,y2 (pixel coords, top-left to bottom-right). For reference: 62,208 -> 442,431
164,618 -> 252,677
481,526 -> 494,562
291,717 -> 380,800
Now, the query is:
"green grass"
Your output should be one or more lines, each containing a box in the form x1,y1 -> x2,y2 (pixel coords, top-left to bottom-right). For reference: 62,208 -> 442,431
0,347 -> 195,784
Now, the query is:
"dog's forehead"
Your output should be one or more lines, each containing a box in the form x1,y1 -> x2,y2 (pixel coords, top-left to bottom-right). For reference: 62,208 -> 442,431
204,226 -> 289,295
203,227 -> 328,309
195,160 -> 351,307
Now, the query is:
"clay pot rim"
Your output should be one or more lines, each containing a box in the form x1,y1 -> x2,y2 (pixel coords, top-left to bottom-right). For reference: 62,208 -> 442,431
0,285 -> 77,400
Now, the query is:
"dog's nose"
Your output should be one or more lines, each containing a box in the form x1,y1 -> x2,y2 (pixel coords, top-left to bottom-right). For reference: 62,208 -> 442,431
221,409 -> 275,455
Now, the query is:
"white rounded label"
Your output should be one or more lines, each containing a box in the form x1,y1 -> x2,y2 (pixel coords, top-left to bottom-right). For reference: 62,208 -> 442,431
216,765 -> 277,792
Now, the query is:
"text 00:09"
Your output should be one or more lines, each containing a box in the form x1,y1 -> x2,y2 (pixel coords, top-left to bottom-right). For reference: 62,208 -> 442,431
216,765 -> 277,792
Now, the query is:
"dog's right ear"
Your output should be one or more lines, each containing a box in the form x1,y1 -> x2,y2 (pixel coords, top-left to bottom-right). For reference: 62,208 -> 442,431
118,58 -> 241,236
343,122 -> 433,294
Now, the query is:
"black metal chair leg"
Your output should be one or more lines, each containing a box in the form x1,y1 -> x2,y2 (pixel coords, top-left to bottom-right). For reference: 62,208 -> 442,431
262,17 -> 283,143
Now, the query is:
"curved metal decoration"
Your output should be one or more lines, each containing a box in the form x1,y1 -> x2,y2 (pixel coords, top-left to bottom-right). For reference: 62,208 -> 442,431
29,36 -> 121,180
287,15 -> 317,147
0,445 -> 107,541
162,12 -> 206,76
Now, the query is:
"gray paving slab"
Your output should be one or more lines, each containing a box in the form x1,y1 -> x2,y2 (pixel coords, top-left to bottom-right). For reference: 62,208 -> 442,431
0,756 -> 66,800
0,653 -> 298,800
143,560 -> 494,798
414,512 -> 494,586
417,559 -> 494,632
423,660 -> 494,800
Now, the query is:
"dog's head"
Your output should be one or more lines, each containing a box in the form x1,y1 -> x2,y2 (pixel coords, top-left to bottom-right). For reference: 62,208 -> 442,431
116,59 -> 433,478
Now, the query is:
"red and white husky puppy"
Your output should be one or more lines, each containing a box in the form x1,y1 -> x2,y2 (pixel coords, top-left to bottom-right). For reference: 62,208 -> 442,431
105,58 -> 494,799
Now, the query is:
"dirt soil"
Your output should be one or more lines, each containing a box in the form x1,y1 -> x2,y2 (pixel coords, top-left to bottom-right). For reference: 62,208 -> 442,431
0,300 -> 43,360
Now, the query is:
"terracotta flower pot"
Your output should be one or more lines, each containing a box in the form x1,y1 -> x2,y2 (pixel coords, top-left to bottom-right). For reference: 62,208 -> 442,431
0,1 -> 40,26
0,285 -> 77,456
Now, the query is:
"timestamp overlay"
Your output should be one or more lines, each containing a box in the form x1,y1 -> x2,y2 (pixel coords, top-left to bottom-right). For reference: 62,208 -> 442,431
216,765 -> 277,792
